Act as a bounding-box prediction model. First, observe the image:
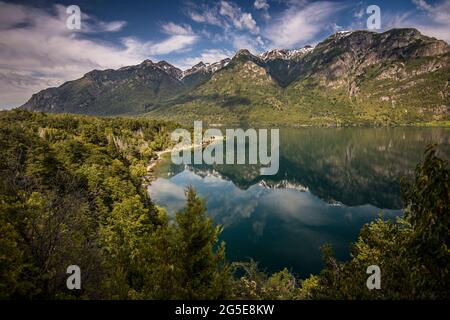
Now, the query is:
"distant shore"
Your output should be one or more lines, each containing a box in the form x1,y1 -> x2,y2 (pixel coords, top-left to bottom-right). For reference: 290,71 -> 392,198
148,119 -> 450,129
144,136 -> 223,185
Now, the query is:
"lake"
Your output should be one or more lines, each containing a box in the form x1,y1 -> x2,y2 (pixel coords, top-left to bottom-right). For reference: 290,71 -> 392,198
148,127 -> 450,278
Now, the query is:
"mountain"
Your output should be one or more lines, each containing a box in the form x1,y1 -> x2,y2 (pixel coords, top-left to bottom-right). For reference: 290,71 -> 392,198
21,28 -> 450,125
20,56 -> 232,116
21,59 -> 186,115
181,58 -> 231,89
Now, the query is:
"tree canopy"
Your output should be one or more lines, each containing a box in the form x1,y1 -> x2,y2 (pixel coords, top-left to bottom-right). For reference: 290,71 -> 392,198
0,110 -> 448,300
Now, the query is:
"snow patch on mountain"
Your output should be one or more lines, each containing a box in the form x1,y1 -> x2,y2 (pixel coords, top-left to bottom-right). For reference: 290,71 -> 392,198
181,58 -> 231,79
259,46 -> 314,62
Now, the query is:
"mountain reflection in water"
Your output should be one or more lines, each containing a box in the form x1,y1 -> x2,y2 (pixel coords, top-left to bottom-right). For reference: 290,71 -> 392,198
148,127 -> 450,277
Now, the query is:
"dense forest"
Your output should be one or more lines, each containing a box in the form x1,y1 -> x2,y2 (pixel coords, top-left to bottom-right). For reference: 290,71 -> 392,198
0,110 -> 448,299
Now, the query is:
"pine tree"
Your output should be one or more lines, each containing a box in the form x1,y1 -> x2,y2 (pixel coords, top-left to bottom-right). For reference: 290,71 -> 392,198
174,186 -> 232,299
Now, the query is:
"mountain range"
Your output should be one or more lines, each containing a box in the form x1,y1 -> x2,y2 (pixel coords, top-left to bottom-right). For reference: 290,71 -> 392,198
21,28 -> 450,126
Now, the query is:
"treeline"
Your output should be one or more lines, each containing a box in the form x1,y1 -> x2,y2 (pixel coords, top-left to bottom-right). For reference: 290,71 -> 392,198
0,110 -> 448,299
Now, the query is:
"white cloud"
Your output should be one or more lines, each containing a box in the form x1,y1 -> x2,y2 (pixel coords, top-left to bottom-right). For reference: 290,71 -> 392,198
184,1 -> 264,54
187,4 -> 224,27
59,4 -> 128,34
353,8 -> 365,19
148,178 -> 187,214
179,49 -> 233,68
264,1 -> 347,48
260,190 -> 333,227
82,17 -> 127,33
0,2 -> 198,109
161,22 -> 194,35
219,1 -> 240,20
219,1 -> 238,20
231,34 -> 261,53
150,22 -> 199,55
98,20 -> 127,32
254,0 -> 271,21
331,23 -> 344,33
254,0 -> 270,10
413,0 -> 433,11
187,1 -> 260,34
147,35 -> 198,55
219,1 -> 260,33
240,13 -> 259,32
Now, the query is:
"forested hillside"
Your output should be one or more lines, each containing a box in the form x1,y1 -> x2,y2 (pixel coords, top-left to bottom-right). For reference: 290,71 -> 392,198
0,110 -> 448,299
0,110 -> 181,298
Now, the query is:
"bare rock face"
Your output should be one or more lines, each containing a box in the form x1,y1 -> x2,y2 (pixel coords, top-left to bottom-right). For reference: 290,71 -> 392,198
181,58 -> 231,89
155,61 -> 183,79
288,28 -> 449,100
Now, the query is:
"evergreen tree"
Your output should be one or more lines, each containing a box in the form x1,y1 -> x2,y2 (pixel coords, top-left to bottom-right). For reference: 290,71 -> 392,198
300,146 -> 450,300
174,187 -> 232,299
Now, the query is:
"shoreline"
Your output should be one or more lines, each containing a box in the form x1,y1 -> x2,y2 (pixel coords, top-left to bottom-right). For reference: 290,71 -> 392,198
145,119 -> 450,129
144,136 -> 224,186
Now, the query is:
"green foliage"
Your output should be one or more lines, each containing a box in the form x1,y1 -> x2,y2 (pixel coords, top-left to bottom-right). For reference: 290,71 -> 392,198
300,146 -> 450,299
141,187 -> 233,299
401,145 -> 450,296
0,109 -> 448,300
147,48 -> 450,127
0,110 -> 176,299
175,187 -> 231,299
0,111 -> 234,299
22,64 -> 186,116
232,260 -> 300,300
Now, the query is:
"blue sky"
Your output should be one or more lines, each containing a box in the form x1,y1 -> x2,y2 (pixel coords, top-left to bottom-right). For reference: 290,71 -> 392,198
1,0 -> 449,108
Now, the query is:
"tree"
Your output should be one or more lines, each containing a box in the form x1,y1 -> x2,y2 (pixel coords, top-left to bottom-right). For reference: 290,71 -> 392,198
174,187 -> 232,299
232,260 -> 300,300
100,195 -> 152,299
140,187 -> 232,299
0,110 -> 176,299
300,145 -> 450,300
401,145 -> 450,298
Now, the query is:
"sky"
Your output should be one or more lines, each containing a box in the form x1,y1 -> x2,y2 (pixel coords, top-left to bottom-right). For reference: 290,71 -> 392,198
1,0 -> 449,109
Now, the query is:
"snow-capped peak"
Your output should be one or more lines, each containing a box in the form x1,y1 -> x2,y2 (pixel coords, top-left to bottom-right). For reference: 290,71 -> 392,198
259,46 -> 314,62
333,30 -> 356,39
182,58 -> 231,78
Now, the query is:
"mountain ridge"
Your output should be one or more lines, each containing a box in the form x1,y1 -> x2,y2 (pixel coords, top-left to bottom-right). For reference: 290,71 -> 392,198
21,28 -> 450,125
